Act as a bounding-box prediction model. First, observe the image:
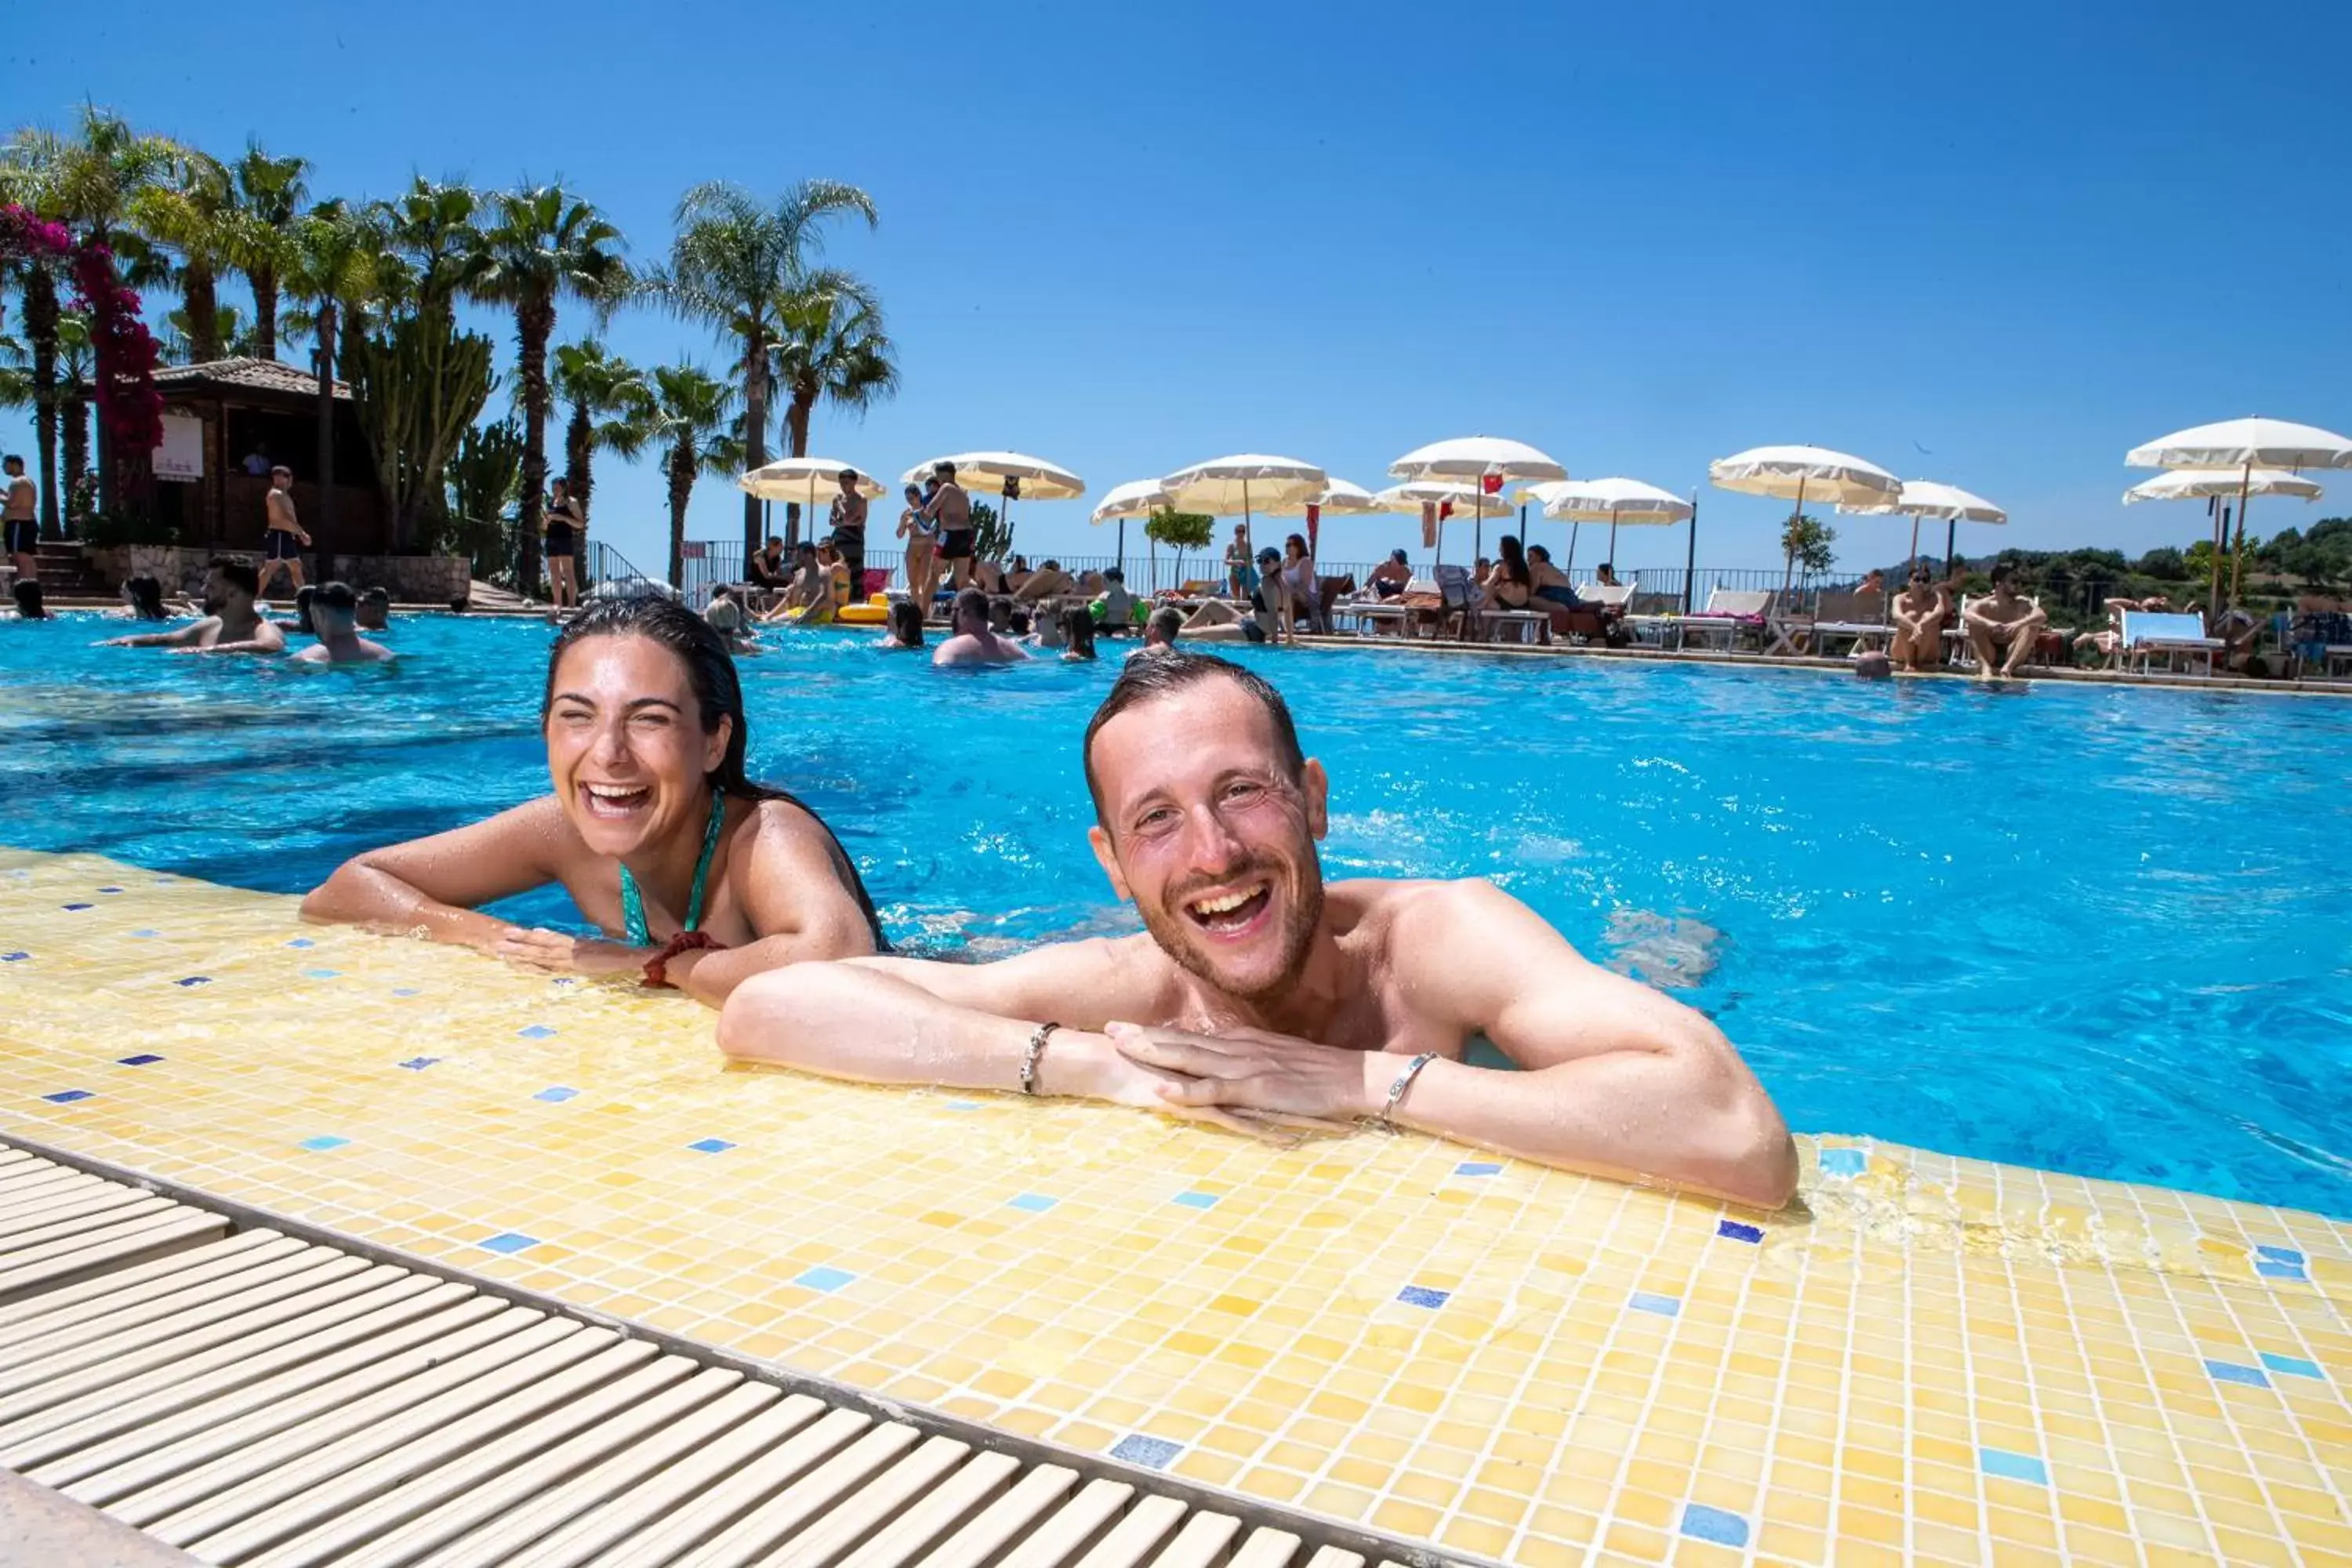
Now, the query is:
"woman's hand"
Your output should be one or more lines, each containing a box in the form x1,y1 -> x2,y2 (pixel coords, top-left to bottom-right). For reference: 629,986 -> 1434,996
493,927 -> 649,978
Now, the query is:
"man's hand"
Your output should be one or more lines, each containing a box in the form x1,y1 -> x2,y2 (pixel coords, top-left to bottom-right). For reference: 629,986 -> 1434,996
494,927 -> 648,978
1106,1022 -> 1380,1123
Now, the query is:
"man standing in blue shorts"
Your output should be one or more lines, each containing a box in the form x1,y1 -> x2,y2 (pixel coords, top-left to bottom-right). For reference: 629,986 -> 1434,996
256,465 -> 313,604
3,455 -> 36,588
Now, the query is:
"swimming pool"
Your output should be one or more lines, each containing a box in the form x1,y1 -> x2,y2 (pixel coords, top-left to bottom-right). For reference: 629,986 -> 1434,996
2,612 -> 2347,1218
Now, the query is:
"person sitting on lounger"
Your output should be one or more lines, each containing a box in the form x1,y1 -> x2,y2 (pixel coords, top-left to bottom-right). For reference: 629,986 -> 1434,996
1370,550 -> 1412,599
2074,594 -> 2153,668
1486,535 -> 1535,610
1015,559 -> 1075,603
1888,565 -> 1951,673
933,588 -> 1030,666
1177,591 -> 1275,644
301,595 -> 884,1005
718,652 -> 1797,1207
1962,564 -> 2046,680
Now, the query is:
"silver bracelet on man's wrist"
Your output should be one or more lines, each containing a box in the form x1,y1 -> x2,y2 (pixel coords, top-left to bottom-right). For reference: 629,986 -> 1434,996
1371,1051 -> 1439,1132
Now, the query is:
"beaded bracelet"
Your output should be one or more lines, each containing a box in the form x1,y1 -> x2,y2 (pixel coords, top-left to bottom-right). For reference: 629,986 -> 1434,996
641,930 -> 722,989
1020,1022 -> 1062,1096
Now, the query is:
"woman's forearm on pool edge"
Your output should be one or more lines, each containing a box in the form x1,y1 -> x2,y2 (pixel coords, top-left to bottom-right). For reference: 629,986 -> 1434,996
299,862 -> 516,949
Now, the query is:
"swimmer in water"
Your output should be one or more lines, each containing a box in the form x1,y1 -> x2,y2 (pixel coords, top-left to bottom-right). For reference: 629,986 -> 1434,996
931,588 -> 1029,667
301,596 -> 884,1006
720,652 -> 1795,1207
291,582 -> 396,665
99,557 -> 287,654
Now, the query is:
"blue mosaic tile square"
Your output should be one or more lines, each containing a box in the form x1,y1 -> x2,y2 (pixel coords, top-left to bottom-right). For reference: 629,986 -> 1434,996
3,952 -> 29,961
285,938 -> 315,949
1171,1190 -> 1220,1210
687,1138 -> 735,1154
480,1232 -> 539,1255
60,902 -> 92,912
942,1100 -> 980,1112
1109,1435 -> 1181,1470
1629,1291 -> 1681,1317
1717,1219 -> 1763,1243
1455,1161 -> 1502,1177
2205,1359 -> 2270,1388
42,1090 -> 93,1104
299,1134 -> 350,1152
534,1087 -> 579,1103
516,1025 -> 557,1040
1007,1193 -> 1059,1213
96,886 -> 122,895
397,1056 -> 440,1071
176,976 -> 210,988
2256,1244 -> 2305,1264
794,1265 -> 855,1293
1396,1285 -> 1450,1309
117,1054 -> 164,1066
2258,1352 -> 2325,1381
303,968 -> 341,980
1980,1447 -> 2050,1484
129,930 -> 159,939
2257,1260 -> 2309,1281
1818,1147 -> 1867,1177
390,988 -> 420,998
1679,1504 -> 1749,1548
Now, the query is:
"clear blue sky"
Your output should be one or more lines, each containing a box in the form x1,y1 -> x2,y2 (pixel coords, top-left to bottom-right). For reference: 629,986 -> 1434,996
9,0 -> 2350,577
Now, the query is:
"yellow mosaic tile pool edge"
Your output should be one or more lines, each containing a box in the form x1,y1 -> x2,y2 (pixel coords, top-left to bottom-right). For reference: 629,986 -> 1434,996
1,848 -> 2346,1567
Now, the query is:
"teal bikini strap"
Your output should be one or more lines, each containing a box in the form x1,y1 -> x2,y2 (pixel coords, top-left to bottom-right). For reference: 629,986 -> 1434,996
619,789 -> 726,945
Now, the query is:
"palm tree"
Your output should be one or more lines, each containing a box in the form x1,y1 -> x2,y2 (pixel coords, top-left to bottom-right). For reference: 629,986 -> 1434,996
774,275 -> 898,510
285,201 -> 380,548
372,176 -> 482,322
470,186 -> 630,597
550,338 -> 648,525
159,303 -> 255,365
230,141 -> 310,361
650,179 -> 877,559
128,151 -> 239,363
614,364 -> 738,590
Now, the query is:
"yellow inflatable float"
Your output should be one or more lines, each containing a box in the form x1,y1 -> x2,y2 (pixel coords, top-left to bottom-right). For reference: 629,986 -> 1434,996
836,593 -> 889,626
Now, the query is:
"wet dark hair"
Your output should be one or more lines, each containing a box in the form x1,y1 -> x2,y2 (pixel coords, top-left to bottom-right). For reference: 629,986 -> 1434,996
292,583 -> 318,634
316,580 -> 358,613
122,575 -> 166,619
1145,605 -> 1183,643
1083,652 -> 1305,824
541,596 -> 886,948
208,556 -> 260,597
1062,604 -> 1097,659
1008,607 -> 1032,637
1497,534 -> 1530,586
11,579 -> 45,618
887,601 -> 924,646
1527,544 -> 1552,564
1388,548 -> 1408,564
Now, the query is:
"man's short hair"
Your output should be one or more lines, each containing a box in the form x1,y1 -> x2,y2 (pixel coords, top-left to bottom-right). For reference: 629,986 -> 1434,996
1145,605 -> 1184,642
358,586 -> 390,604
710,583 -> 733,600
838,468 -> 858,482
764,535 -> 783,548
2,454 -> 22,469
207,556 -> 260,595
935,462 -> 956,480
316,580 -> 358,612
1040,559 -> 1060,571
953,587 -> 989,624
1082,652 -> 1305,825
1991,564 -> 2019,586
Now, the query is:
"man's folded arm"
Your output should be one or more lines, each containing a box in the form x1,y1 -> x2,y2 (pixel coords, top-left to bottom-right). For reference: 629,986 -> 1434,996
1389,881 -> 1798,1209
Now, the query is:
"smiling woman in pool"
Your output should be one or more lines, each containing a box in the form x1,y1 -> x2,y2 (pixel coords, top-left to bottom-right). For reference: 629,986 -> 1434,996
300,596 -> 883,1004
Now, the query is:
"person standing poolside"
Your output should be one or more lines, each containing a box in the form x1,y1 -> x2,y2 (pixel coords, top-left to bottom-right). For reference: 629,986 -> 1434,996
719,653 -> 1796,1207
895,485 -> 938,610
544,478 -> 586,608
292,582 -> 395,666
303,596 -> 884,1007
100,557 -> 287,654
3,455 -> 36,588
1887,564 -> 1951,672
256,466 -> 313,603
1962,564 -> 2046,681
1224,522 -> 1257,600
829,470 -> 869,602
932,587 -> 1029,667
924,463 -> 976,592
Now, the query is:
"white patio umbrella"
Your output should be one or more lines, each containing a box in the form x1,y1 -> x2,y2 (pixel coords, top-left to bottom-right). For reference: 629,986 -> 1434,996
1838,479 -> 2007,574
1089,478 -> 1173,579
1261,479 -> 1382,556
1526,477 -> 1693,575
2125,417 -> 2352,607
902,451 -> 1086,550
739,458 -> 884,511
1160,454 -> 1327,520
1710,445 -> 1901,600
1388,436 -> 1566,565
2122,468 -> 2323,505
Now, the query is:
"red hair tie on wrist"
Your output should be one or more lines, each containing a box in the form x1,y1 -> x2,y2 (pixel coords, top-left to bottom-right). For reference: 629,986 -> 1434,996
642,930 -> 723,989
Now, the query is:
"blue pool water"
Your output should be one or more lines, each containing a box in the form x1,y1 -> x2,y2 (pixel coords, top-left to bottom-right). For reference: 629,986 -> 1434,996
2,612 -> 2348,1218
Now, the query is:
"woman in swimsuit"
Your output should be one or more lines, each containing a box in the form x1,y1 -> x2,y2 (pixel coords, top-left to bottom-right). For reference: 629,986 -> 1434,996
543,479 -> 586,609
895,484 -> 939,612
301,596 -> 883,1007
1486,534 -> 1534,609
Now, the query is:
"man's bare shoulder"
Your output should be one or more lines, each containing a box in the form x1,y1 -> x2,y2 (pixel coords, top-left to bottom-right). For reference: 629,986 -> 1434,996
1333,877 -> 1563,955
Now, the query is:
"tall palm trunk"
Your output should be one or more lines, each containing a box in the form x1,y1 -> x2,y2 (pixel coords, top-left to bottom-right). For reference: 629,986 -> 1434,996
739,339 -> 766,561
565,397 -> 593,521
183,265 -> 221,363
60,396 -> 89,528
23,269 -> 60,538
670,438 -> 694,590
314,299 -> 339,550
514,300 -> 552,594
783,392 -> 815,549
252,266 -> 279,361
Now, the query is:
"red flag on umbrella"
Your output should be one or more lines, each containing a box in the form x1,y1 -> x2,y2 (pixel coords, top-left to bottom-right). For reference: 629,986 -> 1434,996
1481,472 -> 1504,495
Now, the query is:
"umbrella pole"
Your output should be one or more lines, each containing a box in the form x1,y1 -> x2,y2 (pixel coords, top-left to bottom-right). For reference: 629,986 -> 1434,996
1907,515 -> 1920,576
1608,508 -> 1621,567
2228,459 -> 2253,610
1780,476 -> 1808,605
1116,516 -> 1126,579
1566,519 -> 1580,576
1944,518 -> 1956,576
1682,492 -> 1698,615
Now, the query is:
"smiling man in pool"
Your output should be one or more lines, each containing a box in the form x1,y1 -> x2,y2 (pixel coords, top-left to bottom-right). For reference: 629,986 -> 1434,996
720,652 -> 1797,1208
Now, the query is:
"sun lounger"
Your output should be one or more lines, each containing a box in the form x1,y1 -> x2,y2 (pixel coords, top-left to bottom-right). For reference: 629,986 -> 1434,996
1432,564 -> 1483,640
1577,583 -> 1635,609
1628,587 -> 1773,652
1780,589 -> 1889,657
2120,609 -> 2222,676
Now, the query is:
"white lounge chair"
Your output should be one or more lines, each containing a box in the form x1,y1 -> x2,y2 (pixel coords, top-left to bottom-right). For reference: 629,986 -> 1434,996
2121,609 -> 2221,676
